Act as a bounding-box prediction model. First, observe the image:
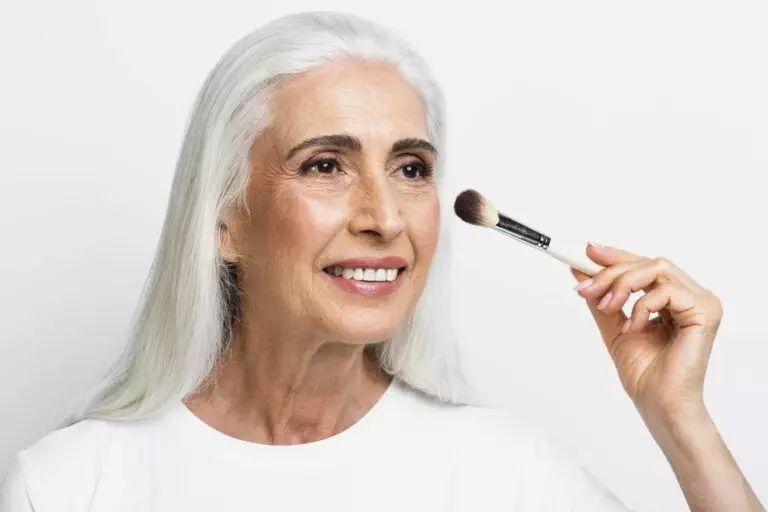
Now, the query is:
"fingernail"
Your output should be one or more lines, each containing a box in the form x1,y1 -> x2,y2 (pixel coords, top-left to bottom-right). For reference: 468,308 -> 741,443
574,278 -> 594,291
622,319 -> 632,333
597,291 -> 613,310
588,241 -> 604,249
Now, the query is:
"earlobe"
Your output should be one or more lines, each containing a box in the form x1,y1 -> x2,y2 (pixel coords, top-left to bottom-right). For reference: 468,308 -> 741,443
218,220 -> 241,263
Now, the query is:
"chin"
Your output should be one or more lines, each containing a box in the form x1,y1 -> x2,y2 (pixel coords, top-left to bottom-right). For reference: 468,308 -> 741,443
326,310 -> 405,345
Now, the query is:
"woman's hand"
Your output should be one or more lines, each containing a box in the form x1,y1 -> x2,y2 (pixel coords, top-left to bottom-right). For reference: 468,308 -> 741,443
570,243 -> 767,511
569,242 -> 723,421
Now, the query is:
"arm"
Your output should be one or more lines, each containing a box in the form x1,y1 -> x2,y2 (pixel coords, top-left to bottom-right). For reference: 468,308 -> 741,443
642,404 -> 763,512
570,243 -> 764,511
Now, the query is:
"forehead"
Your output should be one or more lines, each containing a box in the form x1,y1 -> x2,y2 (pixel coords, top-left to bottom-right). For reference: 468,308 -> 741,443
268,58 -> 430,145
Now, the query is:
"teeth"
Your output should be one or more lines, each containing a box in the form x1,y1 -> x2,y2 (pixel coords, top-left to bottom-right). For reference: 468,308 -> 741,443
328,266 -> 401,282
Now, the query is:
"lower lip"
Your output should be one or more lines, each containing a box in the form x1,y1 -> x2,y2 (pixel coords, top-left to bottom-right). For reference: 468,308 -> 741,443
323,269 -> 405,297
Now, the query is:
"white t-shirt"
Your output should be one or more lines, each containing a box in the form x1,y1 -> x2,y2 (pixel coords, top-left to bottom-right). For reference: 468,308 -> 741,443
1,378 -> 631,511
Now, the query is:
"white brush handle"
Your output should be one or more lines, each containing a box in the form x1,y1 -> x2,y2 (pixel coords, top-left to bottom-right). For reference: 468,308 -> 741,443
545,237 -> 605,277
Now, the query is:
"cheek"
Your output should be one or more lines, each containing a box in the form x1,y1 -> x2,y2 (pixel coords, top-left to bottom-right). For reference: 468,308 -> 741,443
406,192 -> 440,261
261,183 -> 348,264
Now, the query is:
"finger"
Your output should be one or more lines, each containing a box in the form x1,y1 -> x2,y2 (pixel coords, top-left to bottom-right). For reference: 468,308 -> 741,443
574,260 -> 643,299
585,243 -> 649,267
570,267 -> 591,282
592,258 -> 679,315
625,281 -> 711,335
574,259 -> 660,345
623,286 -> 672,334
581,288 -> 630,346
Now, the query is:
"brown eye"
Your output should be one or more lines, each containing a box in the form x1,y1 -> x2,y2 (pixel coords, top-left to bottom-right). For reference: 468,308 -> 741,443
301,157 -> 339,174
397,161 -> 433,180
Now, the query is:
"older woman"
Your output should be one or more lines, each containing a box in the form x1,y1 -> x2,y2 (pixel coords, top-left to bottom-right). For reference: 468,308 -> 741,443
0,11 -> 762,512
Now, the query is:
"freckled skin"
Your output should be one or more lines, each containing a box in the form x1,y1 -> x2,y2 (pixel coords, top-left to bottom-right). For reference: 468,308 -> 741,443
221,57 -> 440,346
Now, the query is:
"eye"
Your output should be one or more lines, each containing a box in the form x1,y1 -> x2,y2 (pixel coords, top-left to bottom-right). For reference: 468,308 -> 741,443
300,157 -> 340,175
397,161 -> 433,180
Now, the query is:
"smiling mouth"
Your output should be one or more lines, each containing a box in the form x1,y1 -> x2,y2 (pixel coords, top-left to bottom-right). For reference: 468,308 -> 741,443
322,266 -> 406,282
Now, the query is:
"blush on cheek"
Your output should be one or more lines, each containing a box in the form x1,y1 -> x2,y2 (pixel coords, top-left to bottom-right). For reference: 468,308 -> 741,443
410,195 -> 440,255
298,194 -> 349,233
399,195 -> 439,306
272,184 -> 350,261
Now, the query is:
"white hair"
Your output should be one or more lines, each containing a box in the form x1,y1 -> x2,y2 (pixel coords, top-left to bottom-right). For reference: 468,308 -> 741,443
64,10 -> 471,425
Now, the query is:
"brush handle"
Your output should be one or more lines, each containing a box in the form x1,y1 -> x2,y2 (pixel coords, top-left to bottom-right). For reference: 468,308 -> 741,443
545,237 -> 605,277
490,212 -> 605,276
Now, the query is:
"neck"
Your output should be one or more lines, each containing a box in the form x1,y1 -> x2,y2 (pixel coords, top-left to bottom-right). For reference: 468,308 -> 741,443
185,320 -> 392,445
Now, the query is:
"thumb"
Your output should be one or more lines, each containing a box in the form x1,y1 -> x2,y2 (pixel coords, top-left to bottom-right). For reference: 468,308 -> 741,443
569,267 -> 628,348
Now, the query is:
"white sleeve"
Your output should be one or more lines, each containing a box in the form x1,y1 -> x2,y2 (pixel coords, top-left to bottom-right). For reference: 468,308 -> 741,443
518,429 -> 633,511
0,451 -> 35,512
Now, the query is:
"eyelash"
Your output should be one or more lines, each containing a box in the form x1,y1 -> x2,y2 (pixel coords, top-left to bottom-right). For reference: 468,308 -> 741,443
299,156 -> 434,180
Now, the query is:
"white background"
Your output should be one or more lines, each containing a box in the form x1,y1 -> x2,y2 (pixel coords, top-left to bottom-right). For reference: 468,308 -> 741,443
1,1 -> 766,510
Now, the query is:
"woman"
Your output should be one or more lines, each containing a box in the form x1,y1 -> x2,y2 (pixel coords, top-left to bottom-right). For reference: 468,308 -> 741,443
0,11 -> 762,512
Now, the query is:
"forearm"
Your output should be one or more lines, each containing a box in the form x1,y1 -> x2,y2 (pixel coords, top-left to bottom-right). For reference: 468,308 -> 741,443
642,405 -> 764,512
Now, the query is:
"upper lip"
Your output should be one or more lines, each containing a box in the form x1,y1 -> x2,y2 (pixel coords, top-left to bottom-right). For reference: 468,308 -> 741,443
324,256 -> 409,269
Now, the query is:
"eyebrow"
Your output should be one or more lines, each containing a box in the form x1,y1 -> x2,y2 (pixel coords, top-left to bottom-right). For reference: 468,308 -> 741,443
285,134 -> 437,160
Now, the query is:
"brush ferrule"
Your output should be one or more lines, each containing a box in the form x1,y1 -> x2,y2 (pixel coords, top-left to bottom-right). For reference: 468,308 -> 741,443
493,212 -> 551,251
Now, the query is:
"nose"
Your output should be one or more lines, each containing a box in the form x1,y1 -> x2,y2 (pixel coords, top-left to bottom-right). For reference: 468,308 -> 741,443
348,174 -> 405,243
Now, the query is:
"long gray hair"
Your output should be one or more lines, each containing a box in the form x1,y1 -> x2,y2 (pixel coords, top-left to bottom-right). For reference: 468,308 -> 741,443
66,11 -> 469,425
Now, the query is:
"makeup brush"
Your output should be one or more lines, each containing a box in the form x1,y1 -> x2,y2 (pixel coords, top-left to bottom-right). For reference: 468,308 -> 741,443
453,189 -> 605,277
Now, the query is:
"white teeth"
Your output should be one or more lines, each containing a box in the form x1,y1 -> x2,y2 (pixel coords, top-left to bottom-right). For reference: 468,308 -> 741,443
329,267 -> 402,282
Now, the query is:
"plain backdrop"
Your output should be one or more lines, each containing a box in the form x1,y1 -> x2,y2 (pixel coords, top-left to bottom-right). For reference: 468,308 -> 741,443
1,1 -> 766,510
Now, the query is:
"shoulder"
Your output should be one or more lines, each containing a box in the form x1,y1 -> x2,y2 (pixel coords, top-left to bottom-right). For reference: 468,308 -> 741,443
391,379 -> 555,476
393,382 -> 630,510
392,379 -> 542,448
1,409 -> 170,512
25,417 -> 119,475
1,418 -> 119,511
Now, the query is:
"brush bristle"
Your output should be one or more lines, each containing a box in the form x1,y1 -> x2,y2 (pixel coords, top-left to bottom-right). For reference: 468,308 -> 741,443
453,189 -> 499,228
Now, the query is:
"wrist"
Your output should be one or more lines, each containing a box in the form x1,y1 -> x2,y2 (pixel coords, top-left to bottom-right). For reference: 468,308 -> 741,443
640,401 -> 717,463
636,395 -> 708,430
662,401 -> 711,431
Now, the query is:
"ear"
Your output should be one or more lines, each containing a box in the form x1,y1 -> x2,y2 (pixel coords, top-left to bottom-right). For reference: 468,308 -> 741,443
218,213 -> 242,264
